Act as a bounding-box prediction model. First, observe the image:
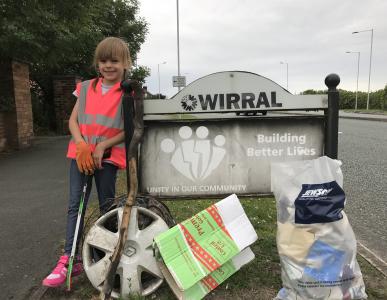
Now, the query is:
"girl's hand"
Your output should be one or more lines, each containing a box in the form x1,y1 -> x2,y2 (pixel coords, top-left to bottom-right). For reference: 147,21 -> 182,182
93,142 -> 107,169
75,141 -> 95,175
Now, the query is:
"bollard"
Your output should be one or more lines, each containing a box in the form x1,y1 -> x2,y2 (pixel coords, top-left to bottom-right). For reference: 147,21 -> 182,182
324,73 -> 340,159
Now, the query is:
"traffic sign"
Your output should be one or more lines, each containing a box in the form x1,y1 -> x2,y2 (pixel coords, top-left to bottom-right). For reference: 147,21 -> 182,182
172,76 -> 186,87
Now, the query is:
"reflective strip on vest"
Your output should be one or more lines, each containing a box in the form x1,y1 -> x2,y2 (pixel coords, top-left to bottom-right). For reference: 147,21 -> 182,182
78,80 -> 91,125
72,136 -> 125,148
78,114 -> 123,129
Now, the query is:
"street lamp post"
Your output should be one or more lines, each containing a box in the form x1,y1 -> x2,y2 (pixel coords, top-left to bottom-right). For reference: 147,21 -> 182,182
352,29 -> 373,110
176,0 -> 181,91
280,61 -> 288,90
345,51 -> 360,110
158,61 -> 167,98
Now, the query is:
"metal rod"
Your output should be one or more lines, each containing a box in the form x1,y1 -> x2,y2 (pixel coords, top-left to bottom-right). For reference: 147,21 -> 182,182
176,0 -> 181,92
367,29 -> 373,110
286,63 -> 288,90
345,51 -> 360,110
352,29 -> 373,110
280,61 -> 288,90
356,52 -> 360,110
158,63 -> 161,97
157,61 -> 166,98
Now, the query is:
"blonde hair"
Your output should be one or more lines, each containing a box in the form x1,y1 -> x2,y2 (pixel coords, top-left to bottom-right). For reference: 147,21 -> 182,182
93,37 -> 132,71
92,37 -> 132,89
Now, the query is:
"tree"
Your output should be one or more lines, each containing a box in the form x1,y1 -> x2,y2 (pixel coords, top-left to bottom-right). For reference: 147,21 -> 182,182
0,0 -> 148,130
301,88 -> 385,110
131,65 -> 151,84
301,89 -> 325,95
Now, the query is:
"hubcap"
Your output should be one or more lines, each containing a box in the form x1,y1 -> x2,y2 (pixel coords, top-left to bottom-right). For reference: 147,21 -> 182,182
82,206 -> 169,298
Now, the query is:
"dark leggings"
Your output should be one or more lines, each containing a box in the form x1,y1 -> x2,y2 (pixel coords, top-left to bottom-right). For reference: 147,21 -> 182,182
64,159 -> 117,255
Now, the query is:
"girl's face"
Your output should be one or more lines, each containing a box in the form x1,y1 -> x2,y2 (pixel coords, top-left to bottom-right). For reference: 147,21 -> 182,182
98,57 -> 126,85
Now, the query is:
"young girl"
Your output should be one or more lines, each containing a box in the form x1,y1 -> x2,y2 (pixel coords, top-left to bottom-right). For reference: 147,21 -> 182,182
42,37 -> 131,287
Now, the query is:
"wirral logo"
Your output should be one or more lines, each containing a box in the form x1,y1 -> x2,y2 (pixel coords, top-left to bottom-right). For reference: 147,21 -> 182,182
160,126 -> 226,181
181,95 -> 198,111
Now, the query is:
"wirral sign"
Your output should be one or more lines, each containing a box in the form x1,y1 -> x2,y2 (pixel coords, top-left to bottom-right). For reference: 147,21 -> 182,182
143,71 -> 328,115
139,71 -> 338,197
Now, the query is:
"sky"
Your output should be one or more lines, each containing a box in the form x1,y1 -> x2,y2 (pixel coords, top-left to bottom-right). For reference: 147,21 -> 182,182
137,0 -> 387,97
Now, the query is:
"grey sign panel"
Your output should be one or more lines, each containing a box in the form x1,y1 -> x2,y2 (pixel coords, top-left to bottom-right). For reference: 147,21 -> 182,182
140,117 -> 324,197
144,71 -> 328,115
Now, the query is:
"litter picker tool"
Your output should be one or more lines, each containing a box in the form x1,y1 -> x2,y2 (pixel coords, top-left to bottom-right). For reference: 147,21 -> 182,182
66,148 -> 111,291
66,174 -> 92,291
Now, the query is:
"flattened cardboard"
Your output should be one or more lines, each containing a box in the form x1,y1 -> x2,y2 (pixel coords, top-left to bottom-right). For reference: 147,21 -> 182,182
158,247 -> 255,300
154,194 -> 258,290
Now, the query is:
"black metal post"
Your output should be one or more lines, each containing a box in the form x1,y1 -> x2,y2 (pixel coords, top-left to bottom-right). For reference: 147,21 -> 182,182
324,74 -> 340,159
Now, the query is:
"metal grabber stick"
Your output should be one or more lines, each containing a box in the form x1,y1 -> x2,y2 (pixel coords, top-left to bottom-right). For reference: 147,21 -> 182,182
66,174 -> 92,291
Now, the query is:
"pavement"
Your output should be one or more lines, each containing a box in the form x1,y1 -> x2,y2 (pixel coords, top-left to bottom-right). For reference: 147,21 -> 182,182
0,110 -> 385,299
0,136 -> 71,300
338,110 -> 387,121
271,110 -> 387,122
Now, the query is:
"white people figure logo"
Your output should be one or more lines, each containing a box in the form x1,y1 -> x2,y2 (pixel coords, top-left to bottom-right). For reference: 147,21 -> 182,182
160,126 -> 226,181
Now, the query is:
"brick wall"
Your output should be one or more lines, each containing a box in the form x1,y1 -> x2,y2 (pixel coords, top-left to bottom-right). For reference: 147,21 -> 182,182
0,60 -> 14,150
0,60 -> 33,151
0,113 -> 6,151
53,76 -> 81,134
13,61 -> 33,148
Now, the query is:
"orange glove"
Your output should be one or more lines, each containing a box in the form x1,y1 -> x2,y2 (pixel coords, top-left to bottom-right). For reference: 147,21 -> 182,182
75,141 -> 94,174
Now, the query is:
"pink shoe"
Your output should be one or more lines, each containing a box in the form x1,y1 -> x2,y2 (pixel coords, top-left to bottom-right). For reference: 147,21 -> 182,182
42,255 -> 83,287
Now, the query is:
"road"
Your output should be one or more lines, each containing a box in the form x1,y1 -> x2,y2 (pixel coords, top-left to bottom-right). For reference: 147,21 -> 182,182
0,137 -> 71,300
338,118 -> 387,264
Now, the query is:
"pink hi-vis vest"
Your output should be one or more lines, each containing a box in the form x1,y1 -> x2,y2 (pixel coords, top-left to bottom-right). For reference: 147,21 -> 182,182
67,78 -> 126,169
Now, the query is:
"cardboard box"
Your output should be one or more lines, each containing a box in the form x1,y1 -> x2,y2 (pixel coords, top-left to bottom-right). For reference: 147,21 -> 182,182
154,194 -> 257,291
158,247 -> 255,300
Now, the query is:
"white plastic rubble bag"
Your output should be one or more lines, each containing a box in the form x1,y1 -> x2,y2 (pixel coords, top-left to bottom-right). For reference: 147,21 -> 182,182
271,156 -> 367,300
